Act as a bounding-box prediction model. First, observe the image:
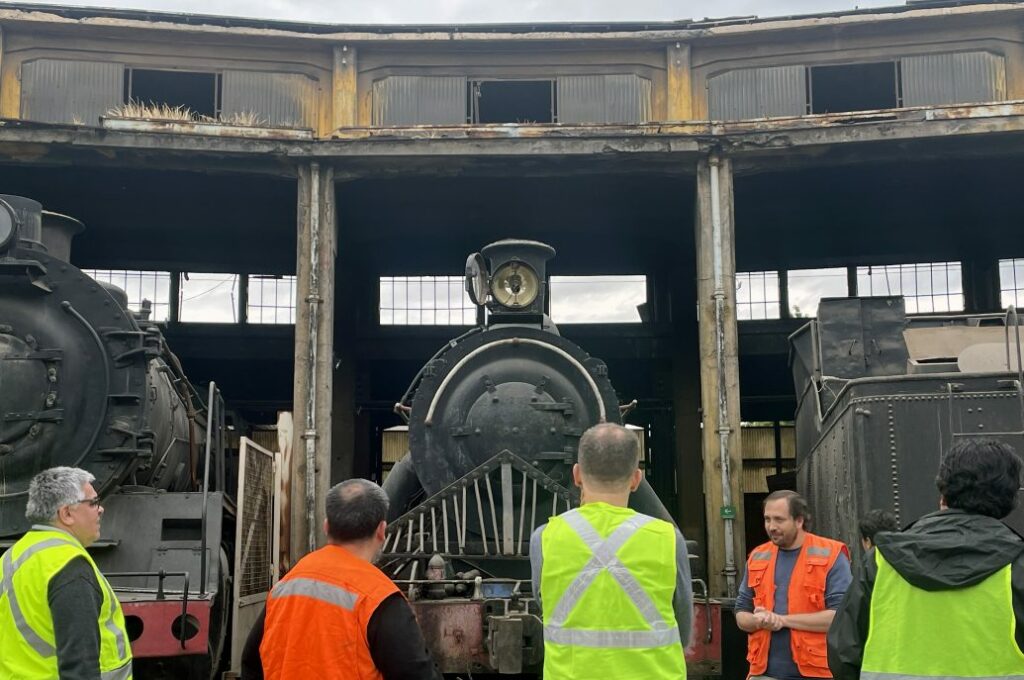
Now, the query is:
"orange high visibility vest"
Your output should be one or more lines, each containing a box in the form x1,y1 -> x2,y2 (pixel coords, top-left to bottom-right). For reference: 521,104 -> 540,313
745,532 -> 849,679
260,545 -> 400,680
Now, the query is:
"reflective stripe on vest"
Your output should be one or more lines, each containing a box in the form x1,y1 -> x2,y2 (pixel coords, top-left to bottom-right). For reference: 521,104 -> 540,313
544,512 -> 680,649
270,577 -> 359,610
0,528 -> 132,679
862,550 -> 1024,678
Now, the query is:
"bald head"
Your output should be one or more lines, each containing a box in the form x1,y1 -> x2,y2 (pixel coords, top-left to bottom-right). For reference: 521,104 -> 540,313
577,423 -> 641,491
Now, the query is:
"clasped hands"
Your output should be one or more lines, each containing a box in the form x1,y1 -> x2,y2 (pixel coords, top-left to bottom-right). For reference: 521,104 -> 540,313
753,606 -> 786,631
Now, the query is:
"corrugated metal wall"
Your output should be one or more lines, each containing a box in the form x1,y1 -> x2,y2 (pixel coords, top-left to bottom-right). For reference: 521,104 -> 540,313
902,51 -> 1006,107
221,71 -> 318,128
708,65 -> 807,121
372,76 -> 467,126
558,74 -> 652,124
741,426 -> 796,494
21,59 -> 124,125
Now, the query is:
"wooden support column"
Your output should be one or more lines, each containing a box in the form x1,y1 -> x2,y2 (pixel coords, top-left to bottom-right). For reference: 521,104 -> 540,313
695,153 -> 744,597
666,43 -> 693,122
332,45 -> 358,131
291,163 -> 336,561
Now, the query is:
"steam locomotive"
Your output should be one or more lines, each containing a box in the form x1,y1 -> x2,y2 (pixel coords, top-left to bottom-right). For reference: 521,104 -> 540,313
381,240 -> 721,676
0,195 -> 233,677
791,296 -> 1024,547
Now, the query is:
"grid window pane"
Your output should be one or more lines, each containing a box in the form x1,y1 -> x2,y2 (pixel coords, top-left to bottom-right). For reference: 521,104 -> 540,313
856,262 -> 963,313
735,271 -> 780,320
379,276 -> 476,325
788,267 -> 848,318
83,269 -> 171,321
179,273 -> 239,323
1000,258 -> 1024,309
550,275 -> 646,324
248,275 -> 296,324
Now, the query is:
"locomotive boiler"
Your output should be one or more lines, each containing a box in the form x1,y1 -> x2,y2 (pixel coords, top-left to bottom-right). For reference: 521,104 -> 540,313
382,240 -> 721,676
790,296 -> 1024,549
0,195 -> 232,677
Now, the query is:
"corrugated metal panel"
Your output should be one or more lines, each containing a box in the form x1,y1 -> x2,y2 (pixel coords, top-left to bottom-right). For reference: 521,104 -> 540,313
902,52 -> 1006,107
708,65 -> 806,121
221,71 -> 318,128
382,426 -> 409,463
372,76 -> 466,126
558,74 -> 652,124
742,460 -> 797,494
21,59 -> 124,125
740,426 -> 796,460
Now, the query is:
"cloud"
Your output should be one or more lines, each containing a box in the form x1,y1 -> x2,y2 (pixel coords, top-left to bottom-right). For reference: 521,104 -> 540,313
21,0 -> 899,25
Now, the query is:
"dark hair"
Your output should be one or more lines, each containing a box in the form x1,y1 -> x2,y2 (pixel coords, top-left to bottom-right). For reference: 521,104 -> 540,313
763,490 -> 812,529
858,509 -> 898,543
577,423 -> 640,486
936,439 -> 1022,519
325,479 -> 389,542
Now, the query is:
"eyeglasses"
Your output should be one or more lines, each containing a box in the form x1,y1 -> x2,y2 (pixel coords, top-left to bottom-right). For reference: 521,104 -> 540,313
71,496 -> 102,508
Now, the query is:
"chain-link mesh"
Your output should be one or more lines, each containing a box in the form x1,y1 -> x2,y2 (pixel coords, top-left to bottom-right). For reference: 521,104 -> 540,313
239,447 -> 275,598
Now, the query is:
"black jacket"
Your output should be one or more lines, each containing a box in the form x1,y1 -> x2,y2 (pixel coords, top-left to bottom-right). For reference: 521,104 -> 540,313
827,509 -> 1024,680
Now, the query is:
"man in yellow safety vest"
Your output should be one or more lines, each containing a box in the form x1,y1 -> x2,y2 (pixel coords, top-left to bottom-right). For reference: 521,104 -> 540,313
530,422 -> 693,680
828,438 -> 1024,680
0,466 -> 132,679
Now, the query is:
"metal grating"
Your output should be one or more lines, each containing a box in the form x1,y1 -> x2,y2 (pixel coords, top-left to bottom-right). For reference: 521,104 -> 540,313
372,76 -> 467,126
379,276 -> 476,325
557,74 -> 652,124
237,446 -> 275,598
735,271 -> 780,320
221,70 -> 318,128
84,269 -> 172,321
857,262 -> 964,313
902,51 -> 1006,107
21,59 -> 124,125
708,65 -> 806,121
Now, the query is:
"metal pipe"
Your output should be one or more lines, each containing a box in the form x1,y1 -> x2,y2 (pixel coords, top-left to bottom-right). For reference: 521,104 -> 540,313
304,163 -> 322,554
200,381 -> 214,596
709,154 -> 738,597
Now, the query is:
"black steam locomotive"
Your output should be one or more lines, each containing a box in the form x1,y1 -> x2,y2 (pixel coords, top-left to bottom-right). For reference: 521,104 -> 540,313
0,195 -> 232,677
791,296 -> 1024,548
382,240 -> 721,676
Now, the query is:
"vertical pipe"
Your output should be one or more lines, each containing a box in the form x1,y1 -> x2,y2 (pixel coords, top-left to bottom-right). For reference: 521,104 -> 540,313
304,163 -> 321,554
709,154 -> 738,597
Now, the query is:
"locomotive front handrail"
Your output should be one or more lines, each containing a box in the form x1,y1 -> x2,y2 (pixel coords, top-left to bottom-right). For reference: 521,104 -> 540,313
105,570 -> 191,649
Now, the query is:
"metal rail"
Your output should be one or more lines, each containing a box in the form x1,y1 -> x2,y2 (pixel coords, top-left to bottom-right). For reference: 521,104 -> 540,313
106,570 -> 191,649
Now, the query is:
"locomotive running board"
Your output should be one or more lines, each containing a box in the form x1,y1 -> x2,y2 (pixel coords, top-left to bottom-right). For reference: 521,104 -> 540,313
383,451 -> 577,559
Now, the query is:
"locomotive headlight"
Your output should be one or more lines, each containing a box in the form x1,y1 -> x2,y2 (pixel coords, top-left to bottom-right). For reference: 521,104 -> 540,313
0,200 -> 15,253
490,260 -> 539,309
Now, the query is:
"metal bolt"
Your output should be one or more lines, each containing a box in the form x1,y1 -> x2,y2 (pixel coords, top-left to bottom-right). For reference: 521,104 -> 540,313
0,324 -> 12,334
45,393 -> 56,407
512,427 -> 519,435
48,368 -> 57,383
29,424 -> 40,438
0,444 -> 12,456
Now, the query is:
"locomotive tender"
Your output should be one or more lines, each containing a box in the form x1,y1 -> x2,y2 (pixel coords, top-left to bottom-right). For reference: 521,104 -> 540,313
0,195 -> 232,677
791,296 -> 1024,547
382,239 -> 721,676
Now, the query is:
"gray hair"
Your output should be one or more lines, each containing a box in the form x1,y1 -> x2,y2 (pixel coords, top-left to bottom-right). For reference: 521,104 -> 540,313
578,423 -> 640,487
25,467 -> 95,524
325,479 -> 389,542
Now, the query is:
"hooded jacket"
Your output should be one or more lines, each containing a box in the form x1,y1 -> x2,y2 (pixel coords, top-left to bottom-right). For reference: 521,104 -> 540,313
827,508 -> 1024,680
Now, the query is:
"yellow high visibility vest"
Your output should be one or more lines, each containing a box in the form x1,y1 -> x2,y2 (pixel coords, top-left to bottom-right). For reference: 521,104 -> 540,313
862,549 -> 1024,680
0,527 -> 133,680
540,502 -> 686,680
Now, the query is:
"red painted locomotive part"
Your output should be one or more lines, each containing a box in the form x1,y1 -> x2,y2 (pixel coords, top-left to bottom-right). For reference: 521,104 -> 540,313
120,599 -> 212,657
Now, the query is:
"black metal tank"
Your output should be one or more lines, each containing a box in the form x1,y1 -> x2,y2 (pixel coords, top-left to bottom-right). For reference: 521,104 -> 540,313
0,195 -> 201,536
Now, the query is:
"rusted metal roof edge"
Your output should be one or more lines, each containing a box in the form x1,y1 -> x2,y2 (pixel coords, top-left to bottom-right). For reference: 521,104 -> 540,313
0,3 -> 1023,45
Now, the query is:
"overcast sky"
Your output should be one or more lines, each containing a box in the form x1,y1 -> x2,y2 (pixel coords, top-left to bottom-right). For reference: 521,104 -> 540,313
27,0 -> 899,25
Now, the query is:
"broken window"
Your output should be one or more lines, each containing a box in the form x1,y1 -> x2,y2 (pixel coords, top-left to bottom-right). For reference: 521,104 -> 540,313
248,275 -> 297,324
809,62 -> 901,114
787,267 -> 848,318
857,262 -> 963,313
472,80 -> 555,124
179,272 -> 239,323
735,271 -> 781,320
125,68 -> 220,118
999,258 -> 1024,308
379,276 -> 476,325
550,275 -> 647,324
84,269 -> 171,321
